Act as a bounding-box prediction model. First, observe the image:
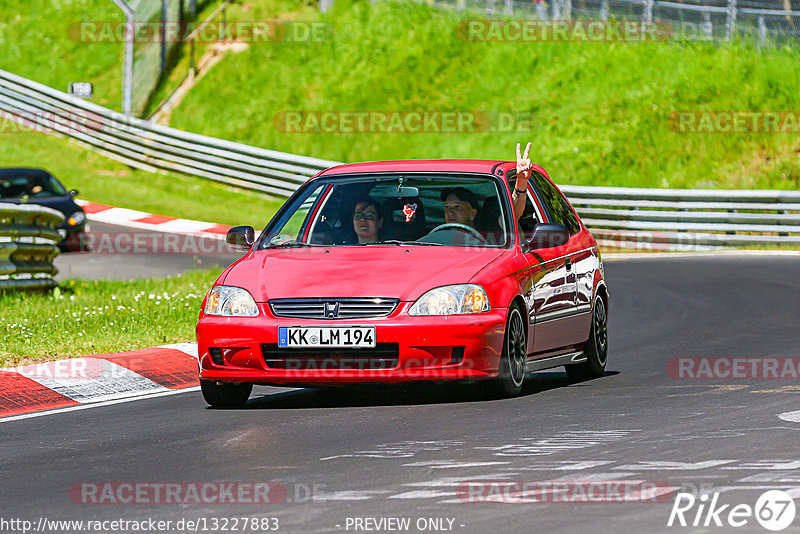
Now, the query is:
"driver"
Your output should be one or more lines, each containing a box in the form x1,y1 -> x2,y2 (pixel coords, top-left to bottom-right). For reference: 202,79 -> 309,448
352,197 -> 384,243
441,187 -> 480,228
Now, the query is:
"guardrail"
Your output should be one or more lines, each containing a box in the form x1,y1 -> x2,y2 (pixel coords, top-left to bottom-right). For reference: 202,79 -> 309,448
0,69 -> 337,198
562,185 -> 800,250
1,68 -> 799,251
0,204 -> 62,290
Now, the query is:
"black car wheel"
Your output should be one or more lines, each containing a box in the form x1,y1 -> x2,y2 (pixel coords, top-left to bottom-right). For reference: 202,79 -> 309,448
200,379 -> 253,408
486,304 -> 527,397
566,296 -> 608,380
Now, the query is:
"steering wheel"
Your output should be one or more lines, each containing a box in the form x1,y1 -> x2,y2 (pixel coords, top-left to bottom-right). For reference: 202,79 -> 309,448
426,223 -> 486,243
316,218 -> 351,245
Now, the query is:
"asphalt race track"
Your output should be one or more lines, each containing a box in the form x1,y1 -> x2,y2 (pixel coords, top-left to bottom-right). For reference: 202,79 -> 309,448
2,255 -> 800,533
53,222 -> 242,280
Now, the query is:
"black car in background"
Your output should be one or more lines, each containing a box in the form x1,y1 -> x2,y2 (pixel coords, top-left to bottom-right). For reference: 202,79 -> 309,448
0,168 -> 87,251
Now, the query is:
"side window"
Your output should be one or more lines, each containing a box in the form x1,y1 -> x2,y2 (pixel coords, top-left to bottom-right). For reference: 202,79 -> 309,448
530,172 -> 581,235
507,173 -> 541,242
518,191 -> 540,242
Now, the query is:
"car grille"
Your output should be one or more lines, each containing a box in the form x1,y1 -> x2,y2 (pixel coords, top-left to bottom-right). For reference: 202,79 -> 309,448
261,343 -> 400,370
269,298 -> 399,320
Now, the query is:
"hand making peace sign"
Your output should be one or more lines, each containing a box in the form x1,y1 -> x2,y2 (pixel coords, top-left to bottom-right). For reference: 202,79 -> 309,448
516,141 -> 532,188
511,142 -> 532,219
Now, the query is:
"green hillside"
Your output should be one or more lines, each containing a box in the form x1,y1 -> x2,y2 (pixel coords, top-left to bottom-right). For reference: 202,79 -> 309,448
166,0 -> 800,190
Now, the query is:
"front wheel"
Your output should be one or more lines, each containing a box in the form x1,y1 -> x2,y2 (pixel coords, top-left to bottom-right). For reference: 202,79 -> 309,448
200,379 -> 253,408
565,296 -> 608,380
485,305 -> 527,397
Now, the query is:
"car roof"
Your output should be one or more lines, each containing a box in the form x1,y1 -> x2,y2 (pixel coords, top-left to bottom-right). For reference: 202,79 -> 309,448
317,159 -> 510,176
0,168 -> 53,179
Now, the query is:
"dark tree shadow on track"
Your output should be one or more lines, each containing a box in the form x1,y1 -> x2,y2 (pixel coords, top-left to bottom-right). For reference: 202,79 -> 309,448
225,370 -> 619,410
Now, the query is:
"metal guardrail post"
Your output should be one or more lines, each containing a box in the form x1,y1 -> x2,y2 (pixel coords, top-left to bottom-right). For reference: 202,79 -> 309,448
703,12 -> 713,38
504,0 -> 513,15
600,0 -> 608,21
726,0 -> 738,40
644,0 -> 654,23
758,15 -> 767,45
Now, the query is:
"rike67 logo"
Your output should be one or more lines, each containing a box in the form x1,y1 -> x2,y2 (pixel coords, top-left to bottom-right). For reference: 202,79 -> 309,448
668,490 -> 796,531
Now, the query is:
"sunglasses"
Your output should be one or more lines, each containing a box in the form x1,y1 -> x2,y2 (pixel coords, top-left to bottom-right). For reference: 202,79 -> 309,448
353,212 -> 378,221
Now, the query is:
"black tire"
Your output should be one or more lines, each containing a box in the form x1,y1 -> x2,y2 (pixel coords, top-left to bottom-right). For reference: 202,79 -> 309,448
565,296 -> 608,380
200,379 -> 253,408
485,305 -> 527,397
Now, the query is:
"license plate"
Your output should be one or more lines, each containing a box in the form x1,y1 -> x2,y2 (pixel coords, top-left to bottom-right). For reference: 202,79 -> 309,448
278,326 -> 376,348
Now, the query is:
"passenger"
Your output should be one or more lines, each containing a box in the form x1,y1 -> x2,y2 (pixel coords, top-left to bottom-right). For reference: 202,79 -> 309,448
352,197 -> 384,243
439,141 -> 534,229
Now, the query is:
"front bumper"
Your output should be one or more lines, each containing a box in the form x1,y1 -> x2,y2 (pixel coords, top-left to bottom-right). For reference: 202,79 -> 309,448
196,302 -> 507,386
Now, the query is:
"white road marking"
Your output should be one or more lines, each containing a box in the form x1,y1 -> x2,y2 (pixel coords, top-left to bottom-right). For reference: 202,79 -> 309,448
389,490 -> 456,499
321,440 -> 466,460
476,430 -> 640,456
509,461 -> 614,471
312,490 -> 393,501
401,460 -> 510,469
612,460 -> 736,470
778,409 -> 800,423
0,386 -> 200,424
27,358 -> 168,403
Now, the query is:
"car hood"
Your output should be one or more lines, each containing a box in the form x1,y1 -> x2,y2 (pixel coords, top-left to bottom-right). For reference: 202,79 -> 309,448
0,197 -> 79,218
223,246 -> 510,302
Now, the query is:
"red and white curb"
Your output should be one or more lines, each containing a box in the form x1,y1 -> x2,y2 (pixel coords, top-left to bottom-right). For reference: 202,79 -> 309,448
0,342 -> 199,421
76,200 -> 232,239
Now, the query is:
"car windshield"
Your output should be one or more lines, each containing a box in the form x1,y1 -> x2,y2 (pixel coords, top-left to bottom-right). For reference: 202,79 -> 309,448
259,174 -> 512,249
0,173 -> 67,199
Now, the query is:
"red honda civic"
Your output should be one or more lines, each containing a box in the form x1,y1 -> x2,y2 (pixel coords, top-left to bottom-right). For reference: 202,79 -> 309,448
196,160 -> 609,407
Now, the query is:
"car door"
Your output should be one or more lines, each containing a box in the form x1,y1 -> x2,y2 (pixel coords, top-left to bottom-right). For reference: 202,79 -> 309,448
524,172 -> 583,353
500,164 -> 576,355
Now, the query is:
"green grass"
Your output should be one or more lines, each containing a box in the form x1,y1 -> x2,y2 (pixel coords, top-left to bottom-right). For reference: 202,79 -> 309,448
0,0 -> 225,114
165,0 -> 800,190
0,269 -> 222,366
0,130 -> 282,228
1,0 -> 125,110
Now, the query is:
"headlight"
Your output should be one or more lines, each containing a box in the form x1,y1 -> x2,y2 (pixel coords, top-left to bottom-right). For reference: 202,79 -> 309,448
66,211 -> 86,226
408,284 -> 490,316
204,286 -> 259,317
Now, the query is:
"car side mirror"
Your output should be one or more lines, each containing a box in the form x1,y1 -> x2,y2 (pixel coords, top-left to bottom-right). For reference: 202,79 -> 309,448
524,223 -> 570,251
226,226 -> 255,250
69,189 -> 79,197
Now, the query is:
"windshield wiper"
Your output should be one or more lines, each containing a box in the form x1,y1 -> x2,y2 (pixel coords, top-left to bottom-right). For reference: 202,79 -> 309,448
265,241 -> 326,249
358,240 -> 443,246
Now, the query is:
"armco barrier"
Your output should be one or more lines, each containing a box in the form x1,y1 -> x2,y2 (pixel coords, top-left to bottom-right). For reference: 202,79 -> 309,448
560,185 -> 800,250
0,204 -> 62,290
2,68 -> 799,251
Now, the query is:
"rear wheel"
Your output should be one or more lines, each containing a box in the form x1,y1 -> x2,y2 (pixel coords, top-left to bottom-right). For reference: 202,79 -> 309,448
565,296 -> 608,380
485,305 -> 527,397
200,379 -> 253,408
